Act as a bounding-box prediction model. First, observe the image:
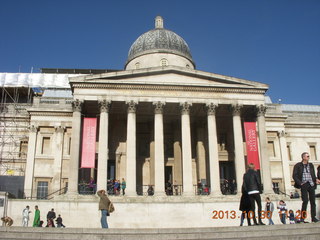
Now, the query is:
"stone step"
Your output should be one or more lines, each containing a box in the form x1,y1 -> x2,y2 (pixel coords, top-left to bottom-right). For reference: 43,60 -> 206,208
1,224 -> 320,240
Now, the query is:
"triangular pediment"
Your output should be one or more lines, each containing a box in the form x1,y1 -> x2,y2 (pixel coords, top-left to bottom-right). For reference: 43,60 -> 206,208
69,66 -> 268,91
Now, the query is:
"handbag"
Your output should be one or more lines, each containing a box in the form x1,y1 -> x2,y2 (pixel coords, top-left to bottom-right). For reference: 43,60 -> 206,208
108,202 -> 115,213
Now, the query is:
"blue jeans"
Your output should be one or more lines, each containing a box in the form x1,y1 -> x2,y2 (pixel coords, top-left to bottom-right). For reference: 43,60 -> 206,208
267,212 -> 274,225
101,210 -> 108,228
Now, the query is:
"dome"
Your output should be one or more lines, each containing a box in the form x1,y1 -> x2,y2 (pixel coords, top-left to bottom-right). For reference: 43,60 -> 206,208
126,16 -> 194,68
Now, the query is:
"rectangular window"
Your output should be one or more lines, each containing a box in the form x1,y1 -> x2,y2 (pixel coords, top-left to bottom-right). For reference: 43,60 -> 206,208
36,181 -> 48,199
268,141 -> 275,157
41,137 -> 51,155
19,140 -> 28,158
68,137 -> 72,155
310,145 -> 317,160
287,145 -> 292,161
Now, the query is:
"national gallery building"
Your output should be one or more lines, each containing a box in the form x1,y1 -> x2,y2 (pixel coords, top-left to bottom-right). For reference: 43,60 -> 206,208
0,17 -> 319,228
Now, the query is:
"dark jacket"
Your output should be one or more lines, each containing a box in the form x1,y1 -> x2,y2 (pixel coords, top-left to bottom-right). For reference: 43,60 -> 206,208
293,162 -> 317,189
243,169 -> 261,193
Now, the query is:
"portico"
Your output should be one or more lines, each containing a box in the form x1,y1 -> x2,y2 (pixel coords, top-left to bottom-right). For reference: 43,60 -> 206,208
66,65 -> 271,197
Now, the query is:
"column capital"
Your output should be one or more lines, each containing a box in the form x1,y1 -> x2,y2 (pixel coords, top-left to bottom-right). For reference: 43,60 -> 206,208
230,104 -> 243,116
29,125 -> 38,133
256,104 -> 267,117
180,102 -> 192,115
206,103 -> 218,115
153,101 -> 165,114
126,100 -> 138,113
72,99 -> 83,112
55,126 -> 65,133
99,100 -> 111,113
277,130 -> 286,138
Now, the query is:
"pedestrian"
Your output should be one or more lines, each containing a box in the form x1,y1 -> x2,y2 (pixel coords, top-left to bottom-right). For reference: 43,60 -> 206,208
97,189 -> 111,228
277,200 -> 287,224
46,208 -> 56,227
33,205 -> 40,227
265,197 -> 274,225
293,152 -> 320,223
239,185 -> 251,226
22,205 -> 31,227
242,163 -> 265,225
56,214 -> 66,228
121,178 -> 126,195
288,210 -> 295,224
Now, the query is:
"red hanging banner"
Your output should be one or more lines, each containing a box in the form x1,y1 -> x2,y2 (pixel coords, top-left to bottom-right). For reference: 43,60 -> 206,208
81,118 -> 97,168
244,122 -> 260,170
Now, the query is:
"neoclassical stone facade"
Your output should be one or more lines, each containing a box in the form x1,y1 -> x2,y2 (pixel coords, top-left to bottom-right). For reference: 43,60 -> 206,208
1,16 -> 320,228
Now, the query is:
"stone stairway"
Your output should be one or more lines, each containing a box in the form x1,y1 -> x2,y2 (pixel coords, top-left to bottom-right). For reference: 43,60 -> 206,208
1,224 -> 320,240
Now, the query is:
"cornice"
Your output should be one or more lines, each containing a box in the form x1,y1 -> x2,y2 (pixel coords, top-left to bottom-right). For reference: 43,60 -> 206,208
30,112 -> 73,117
71,83 -> 266,95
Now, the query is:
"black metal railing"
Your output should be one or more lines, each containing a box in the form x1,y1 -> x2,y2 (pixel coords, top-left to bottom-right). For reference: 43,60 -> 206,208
78,183 -> 96,195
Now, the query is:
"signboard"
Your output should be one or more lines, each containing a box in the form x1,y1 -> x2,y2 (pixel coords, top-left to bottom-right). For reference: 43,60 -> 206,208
244,122 -> 260,170
81,118 -> 97,168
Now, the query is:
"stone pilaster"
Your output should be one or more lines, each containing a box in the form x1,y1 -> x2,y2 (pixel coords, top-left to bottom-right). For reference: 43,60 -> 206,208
180,102 -> 193,196
24,125 -> 38,198
256,105 -> 273,194
206,103 -> 221,196
278,130 -> 292,195
126,100 -> 137,196
231,104 -> 246,195
153,101 -> 166,196
97,100 -> 110,191
68,99 -> 83,195
52,126 -> 65,193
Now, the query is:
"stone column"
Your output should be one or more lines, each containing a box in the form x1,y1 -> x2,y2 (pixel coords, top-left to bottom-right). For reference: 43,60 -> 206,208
256,105 -> 273,194
23,125 -> 38,198
173,128 -> 182,186
180,102 -> 193,196
97,100 -> 110,191
153,102 -> 166,196
126,100 -> 137,196
278,130 -> 292,195
68,99 -> 82,195
231,104 -> 246,195
196,124 -> 206,181
206,103 -> 221,196
52,126 -> 65,192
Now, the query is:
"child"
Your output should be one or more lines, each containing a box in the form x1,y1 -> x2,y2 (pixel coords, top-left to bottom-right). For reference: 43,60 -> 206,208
277,200 -> 287,224
288,210 -> 295,224
56,214 -> 66,228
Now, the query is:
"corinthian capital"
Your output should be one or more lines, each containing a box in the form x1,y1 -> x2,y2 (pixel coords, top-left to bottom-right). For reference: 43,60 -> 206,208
99,100 -> 111,113
206,103 -> 218,116
180,102 -> 192,115
230,104 -> 242,116
29,125 -> 38,133
256,104 -> 267,117
126,100 -> 138,113
278,130 -> 286,138
153,101 -> 165,114
72,99 -> 83,112
55,126 -> 65,133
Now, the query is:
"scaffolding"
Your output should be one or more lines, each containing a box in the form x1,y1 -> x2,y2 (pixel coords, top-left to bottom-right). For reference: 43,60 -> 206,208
0,86 -> 34,176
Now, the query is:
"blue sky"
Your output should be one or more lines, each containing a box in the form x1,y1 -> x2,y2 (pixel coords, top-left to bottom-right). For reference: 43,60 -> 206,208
0,0 -> 319,105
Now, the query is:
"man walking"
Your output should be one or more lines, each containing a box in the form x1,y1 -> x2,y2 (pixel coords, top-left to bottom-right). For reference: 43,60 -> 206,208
22,206 -> 31,227
242,163 -> 265,225
293,152 -> 320,223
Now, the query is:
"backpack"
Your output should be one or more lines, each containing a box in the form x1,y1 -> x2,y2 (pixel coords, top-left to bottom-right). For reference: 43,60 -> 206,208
108,202 -> 115,213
